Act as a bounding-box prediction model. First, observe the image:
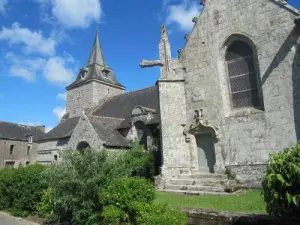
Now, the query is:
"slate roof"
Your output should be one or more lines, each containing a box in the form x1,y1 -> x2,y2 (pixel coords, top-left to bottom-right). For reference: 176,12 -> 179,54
88,116 -> 130,147
92,86 -> 159,129
67,29 -> 124,90
38,117 -> 80,141
0,121 -> 45,141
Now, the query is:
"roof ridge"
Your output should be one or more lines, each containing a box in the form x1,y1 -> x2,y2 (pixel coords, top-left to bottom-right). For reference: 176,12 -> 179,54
88,115 -> 125,121
122,85 -> 157,96
270,0 -> 299,15
0,121 -> 42,128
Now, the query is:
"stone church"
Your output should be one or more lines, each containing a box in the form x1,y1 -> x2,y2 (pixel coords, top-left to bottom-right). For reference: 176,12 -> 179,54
5,0 -> 299,192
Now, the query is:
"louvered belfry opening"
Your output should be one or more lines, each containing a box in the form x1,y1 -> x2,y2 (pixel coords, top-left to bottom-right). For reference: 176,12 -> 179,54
226,40 -> 260,109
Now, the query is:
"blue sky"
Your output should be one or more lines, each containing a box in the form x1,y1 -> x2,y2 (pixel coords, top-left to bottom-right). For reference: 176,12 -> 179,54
0,0 -> 299,131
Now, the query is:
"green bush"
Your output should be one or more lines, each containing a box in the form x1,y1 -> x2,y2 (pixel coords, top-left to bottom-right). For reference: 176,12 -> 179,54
0,164 -> 46,217
41,147 -> 155,225
131,202 -> 188,225
262,145 -> 300,222
0,168 -> 19,210
100,177 -> 155,211
101,205 -> 129,225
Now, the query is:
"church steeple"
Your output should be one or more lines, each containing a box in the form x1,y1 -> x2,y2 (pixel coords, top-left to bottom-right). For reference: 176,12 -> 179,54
87,27 -> 106,66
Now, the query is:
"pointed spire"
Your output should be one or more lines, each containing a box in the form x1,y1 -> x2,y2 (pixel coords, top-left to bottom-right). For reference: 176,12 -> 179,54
87,24 -> 106,66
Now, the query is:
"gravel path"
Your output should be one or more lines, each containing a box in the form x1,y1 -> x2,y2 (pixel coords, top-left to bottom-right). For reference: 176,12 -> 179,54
0,212 -> 40,225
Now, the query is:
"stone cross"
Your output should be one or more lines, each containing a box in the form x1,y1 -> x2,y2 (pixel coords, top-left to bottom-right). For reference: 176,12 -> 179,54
140,24 -> 172,79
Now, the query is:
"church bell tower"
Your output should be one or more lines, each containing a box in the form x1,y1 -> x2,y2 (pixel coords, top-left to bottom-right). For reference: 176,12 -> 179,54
65,28 -> 125,119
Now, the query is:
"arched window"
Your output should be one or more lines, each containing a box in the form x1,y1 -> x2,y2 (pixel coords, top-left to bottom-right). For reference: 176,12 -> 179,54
225,40 -> 262,109
77,141 -> 91,151
135,121 -> 148,148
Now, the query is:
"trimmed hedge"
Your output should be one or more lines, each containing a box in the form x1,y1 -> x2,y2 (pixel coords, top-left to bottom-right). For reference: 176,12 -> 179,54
0,164 -> 46,217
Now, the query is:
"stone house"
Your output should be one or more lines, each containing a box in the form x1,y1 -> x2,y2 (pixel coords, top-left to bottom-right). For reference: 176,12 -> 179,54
34,0 -> 300,193
0,121 -> 45,168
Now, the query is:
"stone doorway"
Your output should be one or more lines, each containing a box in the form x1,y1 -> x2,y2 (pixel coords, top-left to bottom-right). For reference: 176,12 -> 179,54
195,132 -> 216,173
77,141 -> 91,151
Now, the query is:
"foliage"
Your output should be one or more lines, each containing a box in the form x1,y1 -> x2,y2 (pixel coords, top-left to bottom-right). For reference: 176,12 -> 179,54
0,164 -> 47,217
99,177 -> 155,224
101,205 -> 129,225
131,202 -> 188,225
262,145 -> 300,221
224,166 -> 236,180
156,190 -> 266,214
37,187 -> 55,220
40,145 -> 156,225
100,177 -> 155,210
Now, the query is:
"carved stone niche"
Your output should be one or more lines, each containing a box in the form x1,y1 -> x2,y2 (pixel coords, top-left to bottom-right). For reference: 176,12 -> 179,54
183,110 -> 220,143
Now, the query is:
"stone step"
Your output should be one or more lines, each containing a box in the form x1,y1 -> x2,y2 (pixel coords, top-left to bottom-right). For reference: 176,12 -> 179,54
164,184 -> 225,193
179,173 -> 227,180
169,179 -> 227,186
159,189 -> 233,196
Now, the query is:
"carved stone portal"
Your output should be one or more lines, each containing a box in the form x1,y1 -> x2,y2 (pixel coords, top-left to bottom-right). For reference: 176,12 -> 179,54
183,110 -> 220,143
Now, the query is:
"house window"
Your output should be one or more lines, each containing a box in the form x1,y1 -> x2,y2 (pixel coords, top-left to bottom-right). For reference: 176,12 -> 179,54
26,161 -> 30,166
225,40 -> 261,109
9,145 -> 14,155
54,155 -> 58,161
5,161 -> 15,168
27,146 -> 31,155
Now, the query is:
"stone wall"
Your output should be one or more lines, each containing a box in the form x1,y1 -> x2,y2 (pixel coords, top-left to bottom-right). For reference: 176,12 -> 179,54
159,80 -> 191,180
66,81 -> 124,118
68,114 -> 104,150
37,138 -> 69,164
185,208 -> 275,225
181,0 -> 300,170
227,164 -> 268,181
0,139 -> 37,168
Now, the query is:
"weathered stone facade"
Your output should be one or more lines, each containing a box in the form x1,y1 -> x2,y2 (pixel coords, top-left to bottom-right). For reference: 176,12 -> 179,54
66,81 -> 124,118
0,139 -> 37,168
35,0 -> 300,193
153,0 -> 300,186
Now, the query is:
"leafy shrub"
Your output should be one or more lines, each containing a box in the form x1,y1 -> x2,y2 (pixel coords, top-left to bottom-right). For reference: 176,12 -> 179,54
262,145 -> 300,222
0,168 -> 19,210
100,177 -> 155,211
101,205 -> 129,225
41,147 -> 155,224
0,164 -> 46,217
37,187 -> 55,220
131,202 -> 188,225
224,167 -> 236,180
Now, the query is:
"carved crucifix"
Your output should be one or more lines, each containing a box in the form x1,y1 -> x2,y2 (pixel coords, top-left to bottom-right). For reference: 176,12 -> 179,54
140,25 -> 172,79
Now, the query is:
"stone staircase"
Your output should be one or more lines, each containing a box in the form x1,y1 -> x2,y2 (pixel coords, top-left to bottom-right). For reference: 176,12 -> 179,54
162,171 -> 231,195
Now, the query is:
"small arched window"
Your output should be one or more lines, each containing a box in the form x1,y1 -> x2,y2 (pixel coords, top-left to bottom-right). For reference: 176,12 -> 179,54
226,40 -> 261,109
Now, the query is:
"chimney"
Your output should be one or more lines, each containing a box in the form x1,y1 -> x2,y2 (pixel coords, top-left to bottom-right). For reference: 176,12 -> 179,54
36,125 -> 45,133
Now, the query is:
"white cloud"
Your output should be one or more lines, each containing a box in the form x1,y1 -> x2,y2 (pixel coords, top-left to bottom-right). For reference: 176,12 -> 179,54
0,0 -> 7,14
53,106 -> 66,120
9,66 -> 35,82
0,23 -> 56,56
0,0 -> 8,15
165,0 -> 202,32
5,52 -> 46,82
43,56 -> 74,86
56,92 -> 66,101
34,0 -> 102,29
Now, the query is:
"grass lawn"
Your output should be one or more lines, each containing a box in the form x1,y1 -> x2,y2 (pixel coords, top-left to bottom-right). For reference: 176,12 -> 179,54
155,190 -> 267,215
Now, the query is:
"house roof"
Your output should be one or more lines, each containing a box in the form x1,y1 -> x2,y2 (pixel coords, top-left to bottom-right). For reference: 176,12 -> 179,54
38,117 -> 80,141
92,85 -> 160,129
88,116 -> 130,147
0,121 -> 45,141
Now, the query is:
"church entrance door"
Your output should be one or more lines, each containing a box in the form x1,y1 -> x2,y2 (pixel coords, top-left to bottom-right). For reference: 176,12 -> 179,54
196,134 -> 216,173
